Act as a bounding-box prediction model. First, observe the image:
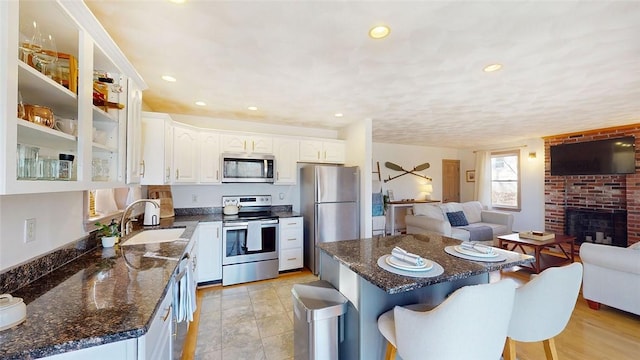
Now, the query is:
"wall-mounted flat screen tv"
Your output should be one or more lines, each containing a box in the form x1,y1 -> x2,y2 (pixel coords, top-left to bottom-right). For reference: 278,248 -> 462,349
550,136 -> 636,176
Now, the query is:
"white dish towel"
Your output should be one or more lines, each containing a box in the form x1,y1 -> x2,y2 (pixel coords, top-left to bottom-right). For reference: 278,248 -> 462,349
391,246 -> 426,266
460,242 -> 495,254
174,257 -> 196,323
246,221 -> 262,251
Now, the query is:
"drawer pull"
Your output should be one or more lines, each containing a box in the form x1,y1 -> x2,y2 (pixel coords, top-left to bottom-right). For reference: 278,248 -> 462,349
287,222 -> 297,225
288,257 -> 297,261
162,305 -> 172,321
288,238 -> 296,241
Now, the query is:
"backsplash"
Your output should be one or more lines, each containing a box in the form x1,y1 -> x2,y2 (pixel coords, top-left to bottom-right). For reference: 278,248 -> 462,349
174,205 -> 292,216
0,232 -> 100,294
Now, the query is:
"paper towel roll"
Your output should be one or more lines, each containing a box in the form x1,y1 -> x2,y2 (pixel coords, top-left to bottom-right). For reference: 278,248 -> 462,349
144,199 -> 161,226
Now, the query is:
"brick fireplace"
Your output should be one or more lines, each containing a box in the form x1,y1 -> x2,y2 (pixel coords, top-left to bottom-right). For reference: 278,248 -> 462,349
544,124 -> 640,247
565,208 -> 627,247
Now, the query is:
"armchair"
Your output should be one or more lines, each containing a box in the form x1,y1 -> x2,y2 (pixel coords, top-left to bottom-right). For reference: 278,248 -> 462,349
579,242 -> 640,315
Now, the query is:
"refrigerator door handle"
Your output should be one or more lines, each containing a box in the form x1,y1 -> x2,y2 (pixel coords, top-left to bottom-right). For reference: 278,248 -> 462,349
316,170 -> 322,201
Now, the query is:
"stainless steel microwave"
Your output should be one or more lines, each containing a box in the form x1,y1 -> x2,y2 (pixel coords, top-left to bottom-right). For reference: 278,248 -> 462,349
221,153 -> 275,183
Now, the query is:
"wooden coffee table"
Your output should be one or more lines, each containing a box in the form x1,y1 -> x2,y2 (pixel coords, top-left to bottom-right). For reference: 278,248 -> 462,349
497,233 -> 575,273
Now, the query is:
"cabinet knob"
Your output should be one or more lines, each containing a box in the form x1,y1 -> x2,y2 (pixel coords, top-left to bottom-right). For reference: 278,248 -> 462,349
243,140 -> 247,150
176,169 -> 180,180
139,160 -> 145,177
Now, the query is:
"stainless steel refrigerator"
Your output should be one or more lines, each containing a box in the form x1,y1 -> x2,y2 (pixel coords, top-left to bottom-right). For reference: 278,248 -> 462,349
301,165 -> 360,274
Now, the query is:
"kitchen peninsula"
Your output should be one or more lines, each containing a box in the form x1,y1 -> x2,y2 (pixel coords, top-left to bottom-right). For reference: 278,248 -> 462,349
317,233 -> 534,360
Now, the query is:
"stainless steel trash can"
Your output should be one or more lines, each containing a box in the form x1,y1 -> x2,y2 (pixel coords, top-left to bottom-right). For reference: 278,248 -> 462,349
292,280 -> 348,360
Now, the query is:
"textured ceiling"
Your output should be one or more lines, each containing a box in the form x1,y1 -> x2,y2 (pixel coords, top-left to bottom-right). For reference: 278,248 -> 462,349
85,0 -> 640,149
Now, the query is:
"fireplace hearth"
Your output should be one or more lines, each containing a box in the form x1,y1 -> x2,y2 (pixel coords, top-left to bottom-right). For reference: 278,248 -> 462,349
565,208 -> 627,247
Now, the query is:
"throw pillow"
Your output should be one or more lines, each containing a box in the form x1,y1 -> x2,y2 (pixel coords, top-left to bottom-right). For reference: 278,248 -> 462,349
461,202 -> 483,224
446,211 -> 469,226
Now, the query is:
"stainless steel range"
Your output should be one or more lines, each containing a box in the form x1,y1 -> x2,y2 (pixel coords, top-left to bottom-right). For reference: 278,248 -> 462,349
221,195 -> 279,286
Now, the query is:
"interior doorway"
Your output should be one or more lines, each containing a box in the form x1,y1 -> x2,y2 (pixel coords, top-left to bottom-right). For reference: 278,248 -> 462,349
442,159 -> 460,203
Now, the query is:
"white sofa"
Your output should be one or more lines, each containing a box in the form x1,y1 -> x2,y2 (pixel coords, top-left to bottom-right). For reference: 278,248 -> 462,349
405,201 -> 513,242
579,242 -> 640,315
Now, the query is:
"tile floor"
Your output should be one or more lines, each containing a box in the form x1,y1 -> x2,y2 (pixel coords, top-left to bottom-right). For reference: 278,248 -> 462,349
194,272 -> 319,360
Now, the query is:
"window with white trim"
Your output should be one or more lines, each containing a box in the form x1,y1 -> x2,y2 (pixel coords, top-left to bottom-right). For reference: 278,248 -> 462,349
490,150 -> 520,210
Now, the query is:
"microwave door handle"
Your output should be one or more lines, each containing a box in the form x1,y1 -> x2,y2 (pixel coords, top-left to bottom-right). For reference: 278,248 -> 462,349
264,159 -> 268,177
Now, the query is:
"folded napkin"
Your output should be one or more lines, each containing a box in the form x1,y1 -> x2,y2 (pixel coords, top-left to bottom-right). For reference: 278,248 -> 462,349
460,242 -> 495,255
391,246 -> 426,266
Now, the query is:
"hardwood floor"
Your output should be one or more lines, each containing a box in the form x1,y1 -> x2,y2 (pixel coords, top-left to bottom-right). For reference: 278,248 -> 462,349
184,265 -> 640,360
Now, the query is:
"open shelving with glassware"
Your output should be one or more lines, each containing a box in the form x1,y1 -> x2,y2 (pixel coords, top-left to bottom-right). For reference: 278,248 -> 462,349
0,0 -> 146,194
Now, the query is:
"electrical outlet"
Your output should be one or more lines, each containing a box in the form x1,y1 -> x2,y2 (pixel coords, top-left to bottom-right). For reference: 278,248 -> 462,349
24,218 -> 36,243
192,194 -> 198,203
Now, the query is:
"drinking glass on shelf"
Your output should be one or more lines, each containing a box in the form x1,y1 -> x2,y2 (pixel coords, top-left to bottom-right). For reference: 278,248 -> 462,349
92,159 -> 102,181
34,33 -> 58,78
17,91 -> 25,119
18,21 -> 42,63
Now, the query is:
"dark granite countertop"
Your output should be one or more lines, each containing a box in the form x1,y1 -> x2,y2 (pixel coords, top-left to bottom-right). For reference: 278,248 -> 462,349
0,219 -> 198,360
317,233 -> 534,294
0,210 -> 303,359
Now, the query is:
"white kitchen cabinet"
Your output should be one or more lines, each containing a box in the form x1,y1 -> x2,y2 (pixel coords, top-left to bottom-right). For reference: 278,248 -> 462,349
279,217 -> 303,271
172,124 -> 199,183
299,139 -> 346,164
199,131 -> 221,184
41,339 -> 137,360
0,0 -> 145,194
221,133 -> 273,154
126,78 -> 143,184
196,222 -> 223,283
140,112 -> 173,185
273,137 -> 299,185
137,284 -> 173,360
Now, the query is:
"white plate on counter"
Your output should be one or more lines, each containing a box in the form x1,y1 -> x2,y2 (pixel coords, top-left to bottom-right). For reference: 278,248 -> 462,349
385,255 -> 433,272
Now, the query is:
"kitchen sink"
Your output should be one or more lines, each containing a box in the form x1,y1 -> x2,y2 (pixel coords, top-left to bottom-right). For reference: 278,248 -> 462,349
121,228 -> 186,246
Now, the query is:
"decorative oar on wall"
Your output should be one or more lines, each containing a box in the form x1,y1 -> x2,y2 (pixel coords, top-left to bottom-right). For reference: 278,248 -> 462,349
383,162 -> 433,183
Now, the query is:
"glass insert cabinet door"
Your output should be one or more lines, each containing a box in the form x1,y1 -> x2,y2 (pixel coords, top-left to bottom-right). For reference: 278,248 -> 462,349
1,0 -> 145,194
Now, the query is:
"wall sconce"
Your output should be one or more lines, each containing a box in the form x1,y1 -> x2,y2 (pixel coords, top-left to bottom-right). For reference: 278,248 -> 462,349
528,152 -> 537,160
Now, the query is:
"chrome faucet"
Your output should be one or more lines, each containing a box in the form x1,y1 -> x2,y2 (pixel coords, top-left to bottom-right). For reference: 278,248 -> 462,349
120,199 -> 160,236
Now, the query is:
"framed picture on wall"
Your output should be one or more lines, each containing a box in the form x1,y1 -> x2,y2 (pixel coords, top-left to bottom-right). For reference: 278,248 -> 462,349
466,170 -> 476,182
387,190 -> 395,201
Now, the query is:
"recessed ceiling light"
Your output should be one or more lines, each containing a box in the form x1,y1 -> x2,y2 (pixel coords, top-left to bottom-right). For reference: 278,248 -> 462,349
195,101 -> 206,106
168,0 -> 186,4
334,113 -> 343,117
161,75 -> 177,82
248,106 -> 258,111
369,25 -> 391,39
483,63 -> 503,72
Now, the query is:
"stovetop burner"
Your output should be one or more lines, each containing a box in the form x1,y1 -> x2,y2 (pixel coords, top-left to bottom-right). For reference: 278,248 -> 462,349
223,211 -> 278,222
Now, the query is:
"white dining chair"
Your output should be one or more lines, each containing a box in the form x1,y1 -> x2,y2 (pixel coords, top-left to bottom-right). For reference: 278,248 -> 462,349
503,262 -> 583,360
377,279 -> 517,360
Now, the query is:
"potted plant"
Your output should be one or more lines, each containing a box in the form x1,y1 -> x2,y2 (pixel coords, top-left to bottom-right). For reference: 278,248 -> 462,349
95,219 -> 120,248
